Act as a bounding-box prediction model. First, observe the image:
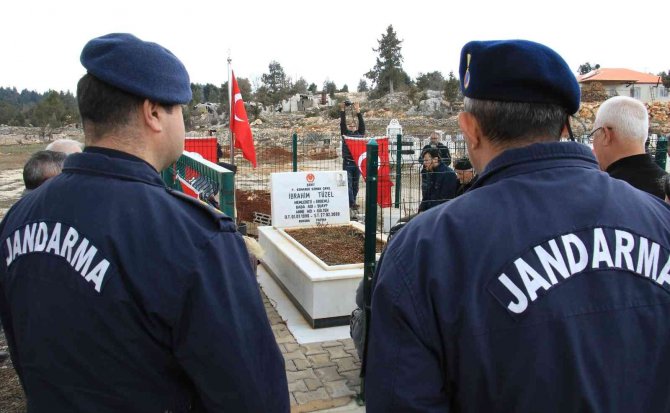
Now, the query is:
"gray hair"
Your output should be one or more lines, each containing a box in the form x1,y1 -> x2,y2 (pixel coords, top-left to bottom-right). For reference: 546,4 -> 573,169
23,150 -> 67,190
46,138 -> 83,154
594,96 -> 648,143
463,97 -> 568,145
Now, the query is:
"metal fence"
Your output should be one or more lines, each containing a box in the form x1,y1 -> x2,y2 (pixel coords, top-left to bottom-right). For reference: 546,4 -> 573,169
161,151 -> 236,218
228,132 -> 471,237
168,132 -> 667,238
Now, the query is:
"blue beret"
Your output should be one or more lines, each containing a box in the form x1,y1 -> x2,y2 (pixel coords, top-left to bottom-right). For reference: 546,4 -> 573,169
80,33 -> 192,105
459,40 -> 580,114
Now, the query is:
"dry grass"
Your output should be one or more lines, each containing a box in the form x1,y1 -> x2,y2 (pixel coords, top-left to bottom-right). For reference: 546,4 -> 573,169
0,143 -> 47,170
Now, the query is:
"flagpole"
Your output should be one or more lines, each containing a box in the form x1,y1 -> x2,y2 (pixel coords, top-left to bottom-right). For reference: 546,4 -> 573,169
227,52 -> 234,165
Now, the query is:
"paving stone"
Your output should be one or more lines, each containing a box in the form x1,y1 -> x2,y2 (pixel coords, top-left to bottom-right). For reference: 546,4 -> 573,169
287,368 -> 317,382
284,342 -> 300,353
288,379 -> 308,393
325,379 -> 356,398
321,340 -> 344,348
335,356 -> 359,372
293,387 -> 330,405
285,359 -> 297,372
271,324 -> 287,332
277,343 -> 286,353
314,365 -> 343,382
346,349 -> 360,361
340,369 -> 361,386
326,346 -> 350,360
290,393 -> 297,406
301,343 -> 327,356
283,350 -> 307,361
304,378 -> 323,391
275,334 -> 297,344
294,358 -> 311,370
268,315 -> 283,324
307,353 -> 336,368
341,339 -> 356,350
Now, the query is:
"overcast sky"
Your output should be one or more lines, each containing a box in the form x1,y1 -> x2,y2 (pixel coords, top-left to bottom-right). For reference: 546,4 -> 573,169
2,0 -> 668,95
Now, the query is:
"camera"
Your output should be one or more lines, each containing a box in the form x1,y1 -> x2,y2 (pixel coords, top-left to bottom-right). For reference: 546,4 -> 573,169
344,100 -> 352,106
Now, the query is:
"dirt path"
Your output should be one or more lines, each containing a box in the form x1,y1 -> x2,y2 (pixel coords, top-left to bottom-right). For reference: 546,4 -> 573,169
0,169 -> 24,218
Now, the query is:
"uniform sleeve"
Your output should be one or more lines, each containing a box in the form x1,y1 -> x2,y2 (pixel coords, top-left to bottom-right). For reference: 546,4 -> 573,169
173,231 -> 289,412
366,249 -> 450,413
340,111 -> 348,136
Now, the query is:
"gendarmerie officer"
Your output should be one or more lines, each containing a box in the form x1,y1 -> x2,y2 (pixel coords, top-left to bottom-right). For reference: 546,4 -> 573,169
0,33 -> 288,412
366,39 -> 670,412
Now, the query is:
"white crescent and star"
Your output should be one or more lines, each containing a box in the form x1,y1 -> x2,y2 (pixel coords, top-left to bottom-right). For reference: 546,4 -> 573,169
234,93 -> 245,122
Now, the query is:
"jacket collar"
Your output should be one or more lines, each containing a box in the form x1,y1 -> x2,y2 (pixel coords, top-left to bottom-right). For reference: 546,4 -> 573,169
63,147 -> 166,187
471,141 -> 599,190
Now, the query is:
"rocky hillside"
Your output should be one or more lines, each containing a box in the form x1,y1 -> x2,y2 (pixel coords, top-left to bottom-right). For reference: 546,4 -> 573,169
2,93 -> 669,147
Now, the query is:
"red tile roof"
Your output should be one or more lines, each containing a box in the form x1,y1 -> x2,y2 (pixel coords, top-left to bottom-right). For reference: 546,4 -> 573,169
578,68 -> 662,84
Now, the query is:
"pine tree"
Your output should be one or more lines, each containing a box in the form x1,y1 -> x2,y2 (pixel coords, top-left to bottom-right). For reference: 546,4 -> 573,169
261,61 -> 289,104
444,71 -> 461,104
365,25 -> 410,96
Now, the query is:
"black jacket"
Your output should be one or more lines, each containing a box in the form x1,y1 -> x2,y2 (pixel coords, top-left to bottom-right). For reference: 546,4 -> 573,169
606,154 -> 667,199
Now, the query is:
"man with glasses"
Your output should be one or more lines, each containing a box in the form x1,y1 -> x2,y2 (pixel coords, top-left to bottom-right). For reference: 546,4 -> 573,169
591,96 -> 667,199
366,39 -> 670,412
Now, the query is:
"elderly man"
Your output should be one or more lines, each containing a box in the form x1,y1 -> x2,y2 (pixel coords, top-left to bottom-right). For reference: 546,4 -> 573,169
0,33 -> 288,412
366,39 -> 670,412
453,156 -> 476,196
46,138 -> 83,155
22,150 -> 67,195
592,96 -> 667,198
422,131 -> 451,166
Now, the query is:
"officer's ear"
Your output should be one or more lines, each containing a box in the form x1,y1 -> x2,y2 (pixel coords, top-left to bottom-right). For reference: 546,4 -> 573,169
140,100 -> 163,133
458,112 -> 482,150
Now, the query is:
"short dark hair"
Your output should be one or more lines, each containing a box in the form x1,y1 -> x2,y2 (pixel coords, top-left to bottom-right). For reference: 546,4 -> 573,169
423,148 -> 440,159
663,174 -> 670,200
77,74 -> 174,141
464,97 -> 568,145
23,150 -> 67,190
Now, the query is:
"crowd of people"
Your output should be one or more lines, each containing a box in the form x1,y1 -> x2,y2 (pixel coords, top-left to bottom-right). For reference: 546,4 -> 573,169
1,32 -> 670,413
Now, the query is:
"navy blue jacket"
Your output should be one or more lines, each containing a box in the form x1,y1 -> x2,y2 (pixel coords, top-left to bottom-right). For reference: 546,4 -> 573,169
0,148 -> 288,412
367,142 -> 670,412
419,163 -> 459,212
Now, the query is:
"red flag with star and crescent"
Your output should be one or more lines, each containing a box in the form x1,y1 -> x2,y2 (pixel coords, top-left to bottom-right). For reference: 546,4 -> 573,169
230,71 -> 257,167
343,136 -> 393,208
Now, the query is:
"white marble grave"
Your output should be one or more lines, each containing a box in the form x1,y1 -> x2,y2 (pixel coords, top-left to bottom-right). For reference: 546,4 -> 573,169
260,171 -> 382,328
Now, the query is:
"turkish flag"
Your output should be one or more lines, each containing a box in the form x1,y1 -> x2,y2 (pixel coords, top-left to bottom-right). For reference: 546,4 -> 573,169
230,71 -> 257,167
343,136 -> 394,208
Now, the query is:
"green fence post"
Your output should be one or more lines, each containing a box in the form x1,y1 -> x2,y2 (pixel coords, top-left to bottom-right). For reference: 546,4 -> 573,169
358,139 -> 378,405
218,169 -> 236,220
655,136 -> 667,170
394,133 -> 402,208
292,132 -> 298,172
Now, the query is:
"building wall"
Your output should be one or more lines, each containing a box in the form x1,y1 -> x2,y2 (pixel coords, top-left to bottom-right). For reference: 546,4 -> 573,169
598,83 -> 670,103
